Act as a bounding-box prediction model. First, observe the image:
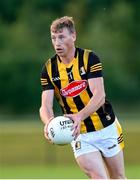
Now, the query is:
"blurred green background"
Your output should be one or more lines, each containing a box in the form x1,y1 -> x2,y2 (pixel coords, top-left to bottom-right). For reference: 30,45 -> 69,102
0,0 -> 140,178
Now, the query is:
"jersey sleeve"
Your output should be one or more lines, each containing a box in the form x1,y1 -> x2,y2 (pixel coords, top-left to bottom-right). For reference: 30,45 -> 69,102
87,51 -> 103,79
40,64 -> 54,91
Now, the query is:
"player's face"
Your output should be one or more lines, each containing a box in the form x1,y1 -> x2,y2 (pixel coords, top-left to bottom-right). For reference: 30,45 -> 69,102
51,28 -> 76,57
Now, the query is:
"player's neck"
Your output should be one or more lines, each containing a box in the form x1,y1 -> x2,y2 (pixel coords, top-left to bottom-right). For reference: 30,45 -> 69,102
60,47 -> 76,64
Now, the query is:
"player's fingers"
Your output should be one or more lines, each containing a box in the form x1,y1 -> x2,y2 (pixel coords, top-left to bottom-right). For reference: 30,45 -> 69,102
72,123 -> 80,139
44,125 -> 48,139
44,123 -> 48,131
44,131 -> 49,139
73,129 -> 80,140
44,124 -> 54,144
44,131 -> 54,144
71,120 -> 78,130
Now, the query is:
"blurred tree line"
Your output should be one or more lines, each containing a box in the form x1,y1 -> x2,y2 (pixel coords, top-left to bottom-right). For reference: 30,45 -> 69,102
0,0 -> 140,114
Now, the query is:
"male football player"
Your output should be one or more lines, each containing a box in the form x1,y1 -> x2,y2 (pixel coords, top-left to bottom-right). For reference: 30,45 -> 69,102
40,16 -> 125,179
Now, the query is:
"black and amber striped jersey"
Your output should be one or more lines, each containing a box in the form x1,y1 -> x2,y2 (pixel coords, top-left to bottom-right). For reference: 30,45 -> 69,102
40,47 -> 115,133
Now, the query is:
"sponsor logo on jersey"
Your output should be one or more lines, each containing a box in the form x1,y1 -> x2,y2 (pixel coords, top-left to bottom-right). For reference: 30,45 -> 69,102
60,80 -> 88,97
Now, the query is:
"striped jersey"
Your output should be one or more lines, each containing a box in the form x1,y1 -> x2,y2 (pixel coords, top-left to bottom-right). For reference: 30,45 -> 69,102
40,47 -> 115,133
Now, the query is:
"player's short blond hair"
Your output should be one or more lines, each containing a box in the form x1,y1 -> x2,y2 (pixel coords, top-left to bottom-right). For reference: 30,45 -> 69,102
50,16 -> 76,33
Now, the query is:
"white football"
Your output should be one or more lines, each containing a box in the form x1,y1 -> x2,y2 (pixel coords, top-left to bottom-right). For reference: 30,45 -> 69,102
47,116 -> 74,145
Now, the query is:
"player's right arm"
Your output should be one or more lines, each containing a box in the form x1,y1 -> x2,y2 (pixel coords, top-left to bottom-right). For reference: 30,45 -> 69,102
40,62 -> 55,140
40,90 -> 55,141
39,89 -> 54,125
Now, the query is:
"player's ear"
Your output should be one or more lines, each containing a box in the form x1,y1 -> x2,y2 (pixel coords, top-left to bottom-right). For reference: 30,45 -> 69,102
72,32 -> 76,42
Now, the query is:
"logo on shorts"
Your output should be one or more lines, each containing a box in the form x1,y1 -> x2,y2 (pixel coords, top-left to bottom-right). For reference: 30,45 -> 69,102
107,144 -> 117,150
75,141 -> 81,150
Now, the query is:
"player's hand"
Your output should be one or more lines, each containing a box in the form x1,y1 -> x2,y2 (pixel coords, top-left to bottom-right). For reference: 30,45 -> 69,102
44,121 -> 54,144
64,113 -> 81,140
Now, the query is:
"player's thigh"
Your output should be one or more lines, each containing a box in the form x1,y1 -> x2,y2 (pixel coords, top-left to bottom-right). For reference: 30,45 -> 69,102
104,150 -> 125,178
76,151 -> 108,178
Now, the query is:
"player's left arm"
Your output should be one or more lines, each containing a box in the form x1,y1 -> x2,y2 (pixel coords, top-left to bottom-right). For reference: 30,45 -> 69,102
65,77 -> 105,138
79,77 -> 105,120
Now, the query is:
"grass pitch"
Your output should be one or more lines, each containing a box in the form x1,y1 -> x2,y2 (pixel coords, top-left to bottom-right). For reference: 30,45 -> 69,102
0,116 -> 140,178
1,164 -> 140,178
